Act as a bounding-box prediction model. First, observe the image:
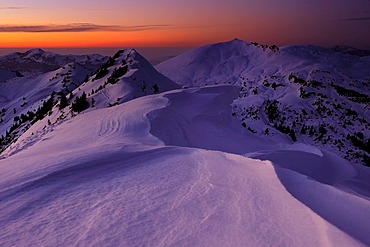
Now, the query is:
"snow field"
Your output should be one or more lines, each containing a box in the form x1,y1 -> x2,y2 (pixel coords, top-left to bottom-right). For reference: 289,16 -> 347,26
1,86 -> 368,246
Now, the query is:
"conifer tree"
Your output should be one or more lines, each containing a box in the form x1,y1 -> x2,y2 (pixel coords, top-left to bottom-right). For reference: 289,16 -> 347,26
59,93 -> 68,110
72,92 -> 89,113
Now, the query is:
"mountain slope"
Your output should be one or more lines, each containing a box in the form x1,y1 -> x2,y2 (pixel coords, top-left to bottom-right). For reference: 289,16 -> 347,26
76,49 -> 180,109
157,39 -> 370,166
157,39 -> 370,89
1,49 -> 179,157
0,49 -> 108,152
156,39 -> 279,87
0,62 -> 95,153
0,68 -> 22,83
0,85 -> 368,246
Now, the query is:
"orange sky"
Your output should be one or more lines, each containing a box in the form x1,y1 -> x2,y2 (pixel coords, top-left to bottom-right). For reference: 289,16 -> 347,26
0,0 -> 369,49
0,27 -> 240,48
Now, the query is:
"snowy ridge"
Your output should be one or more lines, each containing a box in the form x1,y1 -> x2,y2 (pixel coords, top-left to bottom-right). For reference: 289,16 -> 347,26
1,49 -> 179,156
76,49 -> 179,108
0,85 -> 369,246
157,40 -> 369,89
0,62 -> 95,154
156,39 -> 278,87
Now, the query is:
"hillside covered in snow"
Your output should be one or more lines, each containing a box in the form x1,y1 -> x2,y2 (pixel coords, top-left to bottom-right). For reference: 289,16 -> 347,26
157,39 -> 370,166
0,41 -> 369,246
0,49 -> 108,155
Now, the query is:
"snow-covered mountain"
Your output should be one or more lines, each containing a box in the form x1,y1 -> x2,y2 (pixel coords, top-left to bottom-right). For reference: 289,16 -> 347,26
156,39 -> 279,87
156,39 -> 369,89
157,39 -> 370,166
0,62 -> 98,154
0,48 -> 179,156
0,41 -> 369,246
75,49 -> 180,108
0,48 -> 108,75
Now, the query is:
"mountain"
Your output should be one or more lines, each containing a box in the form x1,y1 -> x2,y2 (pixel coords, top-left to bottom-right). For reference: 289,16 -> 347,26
0,42 -> 369,246
156,39 -> 279,87
157,39 -> 370,166
0,48 -> 108,75
156,39 -> 370,88
75,49 -> 180,109
0,62 -> 96,154
0,49 -> 179,156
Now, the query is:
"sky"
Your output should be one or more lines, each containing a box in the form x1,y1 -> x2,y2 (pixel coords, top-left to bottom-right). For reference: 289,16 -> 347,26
0,0 -> 369,50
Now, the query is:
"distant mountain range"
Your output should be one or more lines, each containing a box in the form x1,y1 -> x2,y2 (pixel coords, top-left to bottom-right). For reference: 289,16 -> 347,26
0,48 -> 107,76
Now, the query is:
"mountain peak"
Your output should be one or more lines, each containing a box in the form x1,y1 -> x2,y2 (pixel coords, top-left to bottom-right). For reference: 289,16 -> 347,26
69,48 -> 179,109
230,38 -> 245,43
23,48 -> 46,57
28,48 -> 46,53
110,48 -> 160,72
156,39 -> 273,87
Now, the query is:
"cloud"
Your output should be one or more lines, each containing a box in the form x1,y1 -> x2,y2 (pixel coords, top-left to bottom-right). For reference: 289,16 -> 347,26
0,7 -> 30,10
341,17 -> 370,21
0,23 -> 171,33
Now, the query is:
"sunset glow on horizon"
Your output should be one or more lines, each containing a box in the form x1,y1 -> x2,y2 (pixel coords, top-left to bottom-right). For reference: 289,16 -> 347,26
0,0 -> 369,49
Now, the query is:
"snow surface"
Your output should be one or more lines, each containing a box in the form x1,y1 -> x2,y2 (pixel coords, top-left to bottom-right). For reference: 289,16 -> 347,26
0,68 -> 18,83
1,85 -> 369,246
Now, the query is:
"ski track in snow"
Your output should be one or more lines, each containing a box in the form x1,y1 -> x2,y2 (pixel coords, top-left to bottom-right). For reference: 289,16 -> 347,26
98,113 -> 122,137
0,85 -> 369,246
